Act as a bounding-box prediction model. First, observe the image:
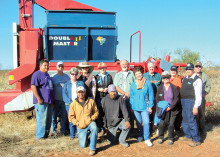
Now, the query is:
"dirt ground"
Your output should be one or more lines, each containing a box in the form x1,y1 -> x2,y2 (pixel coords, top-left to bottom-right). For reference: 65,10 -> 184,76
0,112 -> 220,157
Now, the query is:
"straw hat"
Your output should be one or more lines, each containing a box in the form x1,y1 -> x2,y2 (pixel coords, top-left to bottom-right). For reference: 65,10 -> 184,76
76,62 -> 94,73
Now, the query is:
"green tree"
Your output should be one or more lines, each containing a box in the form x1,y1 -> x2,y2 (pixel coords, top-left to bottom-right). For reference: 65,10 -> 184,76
172,48 -> 200,64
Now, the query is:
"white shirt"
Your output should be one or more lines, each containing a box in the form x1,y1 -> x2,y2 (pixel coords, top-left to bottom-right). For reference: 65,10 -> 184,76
71,83 -> 77,100
122,71 -> 128,91
186,73 -> 203,108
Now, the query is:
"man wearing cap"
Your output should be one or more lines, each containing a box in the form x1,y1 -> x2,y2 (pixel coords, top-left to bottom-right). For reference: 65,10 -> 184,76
170,65 -> 182,133
194,61 -> 211,133
102,84 -> 130,147
77,62 -> 96,99
51,61 -> 70,136
113,59 -> 135,136
95,62 -> 113,135
179,63 -> 203,147
68,85 -> 99,156
31,59 -> 54,140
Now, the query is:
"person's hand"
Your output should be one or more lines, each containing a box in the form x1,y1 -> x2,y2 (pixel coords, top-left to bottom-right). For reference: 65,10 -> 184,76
38,98 -> 43,104
98,88 -> 104,92
166,107 -> 171,112
104,128 -> 108,133
104,88 -> 108,93
148,108 -> 152,114
193,107 -> 198,115
124,92 -> 130,99
125,121 -> 131,129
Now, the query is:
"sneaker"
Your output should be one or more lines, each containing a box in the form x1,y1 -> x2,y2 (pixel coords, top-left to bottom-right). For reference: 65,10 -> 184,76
120,142 -> 129,147
168,140 -> 174,145
107,139 -> 112,145
179,136 -> 192,141
145,140 -> 153,147
89,150 -> 96,156
157,139 -> 163,144
137,137 -> 144,142
188,141 -> 201,147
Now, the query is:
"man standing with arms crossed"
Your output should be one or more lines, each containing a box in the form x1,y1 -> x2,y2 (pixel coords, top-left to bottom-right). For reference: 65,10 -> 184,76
51,61 -> 70,136
114,59 -> 135,137
31,59 -> 54,140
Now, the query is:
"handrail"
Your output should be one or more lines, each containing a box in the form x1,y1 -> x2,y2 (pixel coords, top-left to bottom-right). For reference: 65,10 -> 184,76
130,30 -> 141,63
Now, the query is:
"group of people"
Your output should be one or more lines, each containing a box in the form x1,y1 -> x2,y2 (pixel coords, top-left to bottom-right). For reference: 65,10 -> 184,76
31,59 -> 211,155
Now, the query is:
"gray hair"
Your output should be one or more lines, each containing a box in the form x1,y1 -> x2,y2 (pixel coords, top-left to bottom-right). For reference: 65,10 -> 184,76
70,67 -> 78,74
120,59 -> 128,65
147,61 -> 155,67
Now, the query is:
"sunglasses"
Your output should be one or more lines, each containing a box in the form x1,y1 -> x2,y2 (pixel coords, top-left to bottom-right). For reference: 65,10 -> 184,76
70,73 -> 78,76
162,76 -> 170,79
77,91 -> 85,93
58,65 -> 64,68
195,66 -> 201,68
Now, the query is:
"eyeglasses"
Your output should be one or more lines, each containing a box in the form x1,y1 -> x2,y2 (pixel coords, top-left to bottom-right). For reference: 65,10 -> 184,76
77,91 -> 85,93
195,66 -> 201,68
162,77 -> 170,79
58,65 -> 64,68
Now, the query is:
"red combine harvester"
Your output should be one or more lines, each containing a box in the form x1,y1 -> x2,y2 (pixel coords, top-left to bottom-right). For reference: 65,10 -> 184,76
0,0 -> 186,113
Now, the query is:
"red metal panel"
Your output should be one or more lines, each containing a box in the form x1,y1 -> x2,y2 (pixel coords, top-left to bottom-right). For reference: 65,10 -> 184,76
19,0 -> 33,29
35,0 -> 103,11
8,30 -> 41,85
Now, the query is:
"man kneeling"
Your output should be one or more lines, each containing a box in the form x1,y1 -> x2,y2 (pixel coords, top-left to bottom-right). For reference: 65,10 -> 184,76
68,85 -> 99,156
102,84 -> 131,147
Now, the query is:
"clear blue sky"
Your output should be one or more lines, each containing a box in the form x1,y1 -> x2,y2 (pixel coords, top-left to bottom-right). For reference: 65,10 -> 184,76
0,0 -> 220,69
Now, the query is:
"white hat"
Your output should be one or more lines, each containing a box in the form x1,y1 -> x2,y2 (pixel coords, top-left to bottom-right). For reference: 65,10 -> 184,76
57,61 -> 64,67
76,86 -> 85,92
162,71 -> 171,76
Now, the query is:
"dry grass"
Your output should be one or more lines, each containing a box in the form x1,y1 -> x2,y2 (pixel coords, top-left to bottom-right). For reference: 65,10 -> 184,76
0,69 -> 220,156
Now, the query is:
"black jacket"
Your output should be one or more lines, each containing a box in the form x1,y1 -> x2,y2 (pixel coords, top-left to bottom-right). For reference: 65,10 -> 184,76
156,83 -> 180,116
95,73 -> 113,98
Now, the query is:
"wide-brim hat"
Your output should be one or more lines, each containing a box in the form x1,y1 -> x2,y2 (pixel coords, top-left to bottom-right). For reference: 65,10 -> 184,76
76,62 -> 94,73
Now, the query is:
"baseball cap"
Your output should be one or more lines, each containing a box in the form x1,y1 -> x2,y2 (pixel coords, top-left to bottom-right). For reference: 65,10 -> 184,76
162,71 -> 171,77
76,86 -> 85,92
57,61 -> 64,67
195,61 -> 202,67
185,63 -> 194,70
98,62 -> 107,69
170,65 -> 178,71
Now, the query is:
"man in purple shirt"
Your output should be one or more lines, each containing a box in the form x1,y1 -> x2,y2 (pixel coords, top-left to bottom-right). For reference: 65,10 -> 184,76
31,59 -> 54,140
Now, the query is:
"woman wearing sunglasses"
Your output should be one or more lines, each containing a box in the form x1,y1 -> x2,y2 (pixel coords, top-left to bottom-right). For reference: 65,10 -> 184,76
62,67 -> 84,139
155,71 -> 179,145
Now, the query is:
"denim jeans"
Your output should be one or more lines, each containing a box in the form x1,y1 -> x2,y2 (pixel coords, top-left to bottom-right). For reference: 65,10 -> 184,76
107,119 -> 130,143
35,103 -> 52,139
77,121 -> 98,150
181,99 -> 201,142
52,100 -> 67,134
134,110 -> 150,140
95,98 -> 104,131
65,105 -> 76,138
